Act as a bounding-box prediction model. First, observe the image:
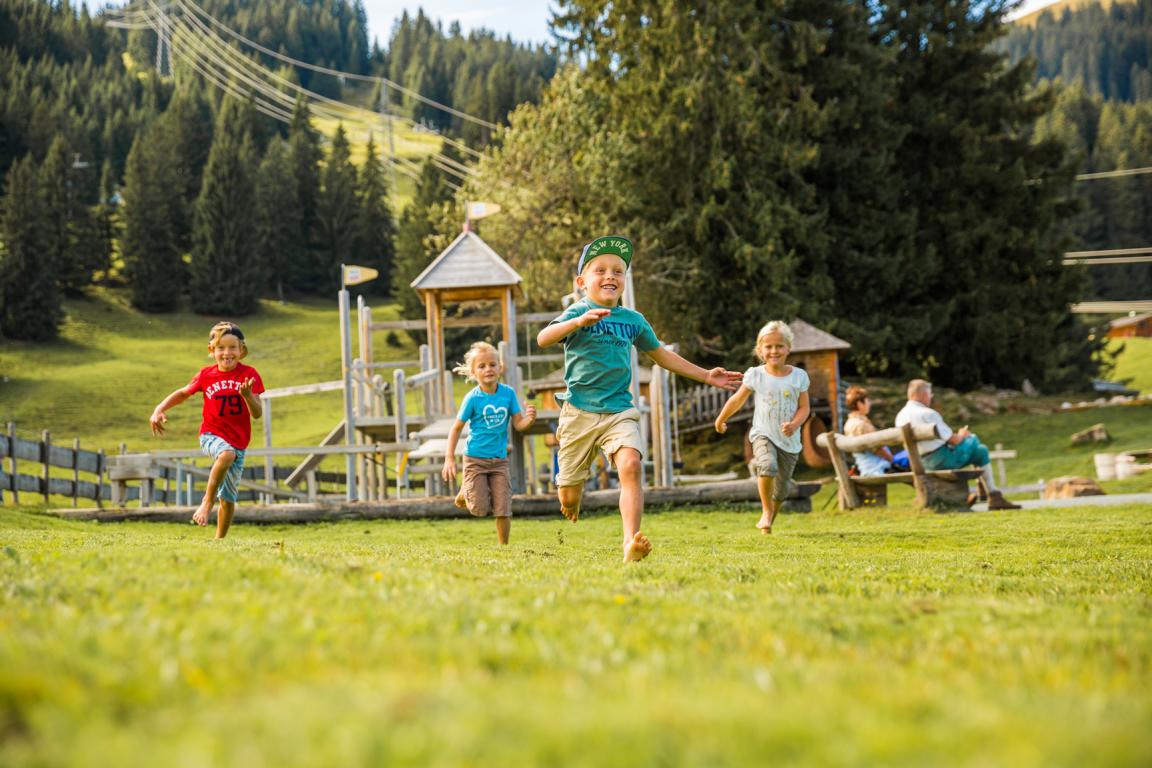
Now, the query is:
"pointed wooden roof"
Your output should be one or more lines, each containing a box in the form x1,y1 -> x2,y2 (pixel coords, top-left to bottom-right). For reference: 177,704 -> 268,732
790,319 -> 851,353
410,230 -> 523,297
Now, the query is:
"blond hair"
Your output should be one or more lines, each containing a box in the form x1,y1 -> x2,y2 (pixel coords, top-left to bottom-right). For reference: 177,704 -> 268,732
207,321 -> 248,359
753,320 -> 794,361
452,341 -> 502,382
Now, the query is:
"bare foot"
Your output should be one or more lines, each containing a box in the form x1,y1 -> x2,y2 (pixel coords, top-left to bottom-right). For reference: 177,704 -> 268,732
756,514 -> 771,532
192,501 -> 211,526
454,490 -> 468,510
561,504 -> 580,523
623,531 -> 652,562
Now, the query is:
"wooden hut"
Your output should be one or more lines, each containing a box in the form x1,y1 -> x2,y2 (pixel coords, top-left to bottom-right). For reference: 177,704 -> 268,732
410,230 -> 524,413
788,319 -> 851,467
1107,312 -> 1152,339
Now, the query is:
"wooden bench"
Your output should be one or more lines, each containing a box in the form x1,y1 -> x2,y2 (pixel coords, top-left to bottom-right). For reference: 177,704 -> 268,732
816,423 -> 984,510
107,454 -> 164,507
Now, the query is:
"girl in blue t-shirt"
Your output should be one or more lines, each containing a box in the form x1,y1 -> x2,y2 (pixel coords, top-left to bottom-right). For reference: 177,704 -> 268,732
442,342 -> 536,544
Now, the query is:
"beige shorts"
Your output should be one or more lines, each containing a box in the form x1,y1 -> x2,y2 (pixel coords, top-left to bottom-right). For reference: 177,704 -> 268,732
555,402 -> 644,487
461,456 -> 512,517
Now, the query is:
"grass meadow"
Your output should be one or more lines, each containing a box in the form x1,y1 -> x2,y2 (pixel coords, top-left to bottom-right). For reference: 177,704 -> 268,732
2,503 -> 1150,767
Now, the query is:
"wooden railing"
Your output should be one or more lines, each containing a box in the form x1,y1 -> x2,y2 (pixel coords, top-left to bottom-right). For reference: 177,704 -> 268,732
676,384 -> 751,433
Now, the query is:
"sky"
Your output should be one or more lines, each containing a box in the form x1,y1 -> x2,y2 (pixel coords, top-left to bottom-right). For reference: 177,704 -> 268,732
360,1 -> 558,47
360,1 -> 1065,48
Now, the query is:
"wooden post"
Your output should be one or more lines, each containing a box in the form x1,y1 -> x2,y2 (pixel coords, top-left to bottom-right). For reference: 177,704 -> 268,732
8,423 -> 17,505
901,422 -> 929,509
41,430 -> 50,504
823,431 -> 859,510
995,442 -> 1006,487
96,449 -> 105,508
72,438 -> 80,507
262,397 -> 274,505
394,368 -> 409,497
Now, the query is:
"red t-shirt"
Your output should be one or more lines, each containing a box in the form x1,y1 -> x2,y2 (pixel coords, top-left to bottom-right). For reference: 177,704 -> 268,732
185,363 -> 265,450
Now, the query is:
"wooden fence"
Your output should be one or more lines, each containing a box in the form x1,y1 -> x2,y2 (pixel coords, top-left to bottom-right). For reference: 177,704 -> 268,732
0,423 -> 350,507
677,384 -> 752,432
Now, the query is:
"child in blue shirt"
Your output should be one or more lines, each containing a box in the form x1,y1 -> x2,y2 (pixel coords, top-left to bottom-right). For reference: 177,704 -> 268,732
442,341 -> 536,545
537,235 -> 743,562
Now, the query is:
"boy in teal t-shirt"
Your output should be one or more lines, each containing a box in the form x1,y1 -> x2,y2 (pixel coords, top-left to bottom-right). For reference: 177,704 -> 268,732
537,235 -> 743,562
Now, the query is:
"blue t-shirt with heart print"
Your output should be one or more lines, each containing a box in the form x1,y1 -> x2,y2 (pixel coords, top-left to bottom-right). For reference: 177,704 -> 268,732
457,383 -> 522,459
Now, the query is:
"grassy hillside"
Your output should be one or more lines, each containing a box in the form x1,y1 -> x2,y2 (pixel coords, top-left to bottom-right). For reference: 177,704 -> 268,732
0,289 -> 419,455
2,503 -> 1149,766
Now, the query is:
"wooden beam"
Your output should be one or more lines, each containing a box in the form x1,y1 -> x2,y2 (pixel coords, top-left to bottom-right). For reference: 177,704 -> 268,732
823,431 -> 859,510
900,422 -> 929,508
816,422 -> 937,453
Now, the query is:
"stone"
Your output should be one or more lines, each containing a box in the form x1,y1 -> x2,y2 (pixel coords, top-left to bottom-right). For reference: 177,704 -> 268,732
1042,477 -> 1106,500
1070,423 -> 1111,444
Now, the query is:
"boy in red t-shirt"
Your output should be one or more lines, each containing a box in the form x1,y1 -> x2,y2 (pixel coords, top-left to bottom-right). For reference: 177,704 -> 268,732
150,322 -> 264,538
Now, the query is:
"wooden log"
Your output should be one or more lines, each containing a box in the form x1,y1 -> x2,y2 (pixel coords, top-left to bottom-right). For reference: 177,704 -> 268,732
50,480 -> 824,522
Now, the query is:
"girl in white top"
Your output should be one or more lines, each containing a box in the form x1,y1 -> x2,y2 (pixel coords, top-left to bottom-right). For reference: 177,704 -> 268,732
715,321 -> 810,534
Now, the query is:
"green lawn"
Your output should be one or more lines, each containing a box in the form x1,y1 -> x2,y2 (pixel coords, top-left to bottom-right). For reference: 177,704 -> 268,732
1112,337 -> 1152,395
1,503 -> 1149,766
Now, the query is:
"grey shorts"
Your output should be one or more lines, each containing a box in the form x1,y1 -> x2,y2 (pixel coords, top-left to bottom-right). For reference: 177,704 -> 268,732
750,436 -> 799,501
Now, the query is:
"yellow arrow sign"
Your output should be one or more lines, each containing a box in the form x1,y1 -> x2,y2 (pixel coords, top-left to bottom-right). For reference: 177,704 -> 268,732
467,201 -> 502,221
343,265 -> 379,286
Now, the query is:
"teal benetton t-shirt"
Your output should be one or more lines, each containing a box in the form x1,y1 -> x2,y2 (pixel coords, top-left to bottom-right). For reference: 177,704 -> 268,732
547,298 -> 661,413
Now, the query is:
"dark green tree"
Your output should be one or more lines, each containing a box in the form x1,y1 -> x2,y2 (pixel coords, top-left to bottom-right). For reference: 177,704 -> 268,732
189,99 -> 261,315
353,134 -> 396,297
254,138 -> 301,302
287,96 -> 323,291
0,156 -> 61,340
121,125 -> 184,312
879,0 -> 1091,389
392,149 -> 458,318
315,124 -> 360,292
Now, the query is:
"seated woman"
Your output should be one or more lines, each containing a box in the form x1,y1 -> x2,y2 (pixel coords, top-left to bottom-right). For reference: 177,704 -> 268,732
843,385 -> 894,476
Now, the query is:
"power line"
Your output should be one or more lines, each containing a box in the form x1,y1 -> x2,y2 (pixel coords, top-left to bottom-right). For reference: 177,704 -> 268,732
107,1 -> 473,186
1076,166 -> 1152,181
176,0 -> 500,132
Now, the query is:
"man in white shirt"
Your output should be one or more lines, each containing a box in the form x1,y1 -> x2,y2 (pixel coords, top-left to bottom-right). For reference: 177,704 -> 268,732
895,379 -> 1020,510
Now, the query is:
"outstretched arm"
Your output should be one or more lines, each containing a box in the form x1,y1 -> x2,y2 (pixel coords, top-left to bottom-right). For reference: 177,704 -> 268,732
537,308 -> 611,348
150,388 -> 193,436
714,386 -> 753,434
646,346 -> 743,390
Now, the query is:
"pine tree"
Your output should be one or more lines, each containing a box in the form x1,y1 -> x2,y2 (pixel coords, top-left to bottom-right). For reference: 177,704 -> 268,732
189,99 -> 261,315
392,150 -> 458,317
255,138 -> 301,302
880,0 -> 1090,389
0,156 -> 61,340
39,134 -> 102,295
121,125 -> 184,312
315,124 -> 359,293
353,134 -> 395,297
287,96 -> 323,291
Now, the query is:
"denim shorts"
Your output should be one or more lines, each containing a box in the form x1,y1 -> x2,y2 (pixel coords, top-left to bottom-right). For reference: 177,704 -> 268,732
199,433 -> 246,503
